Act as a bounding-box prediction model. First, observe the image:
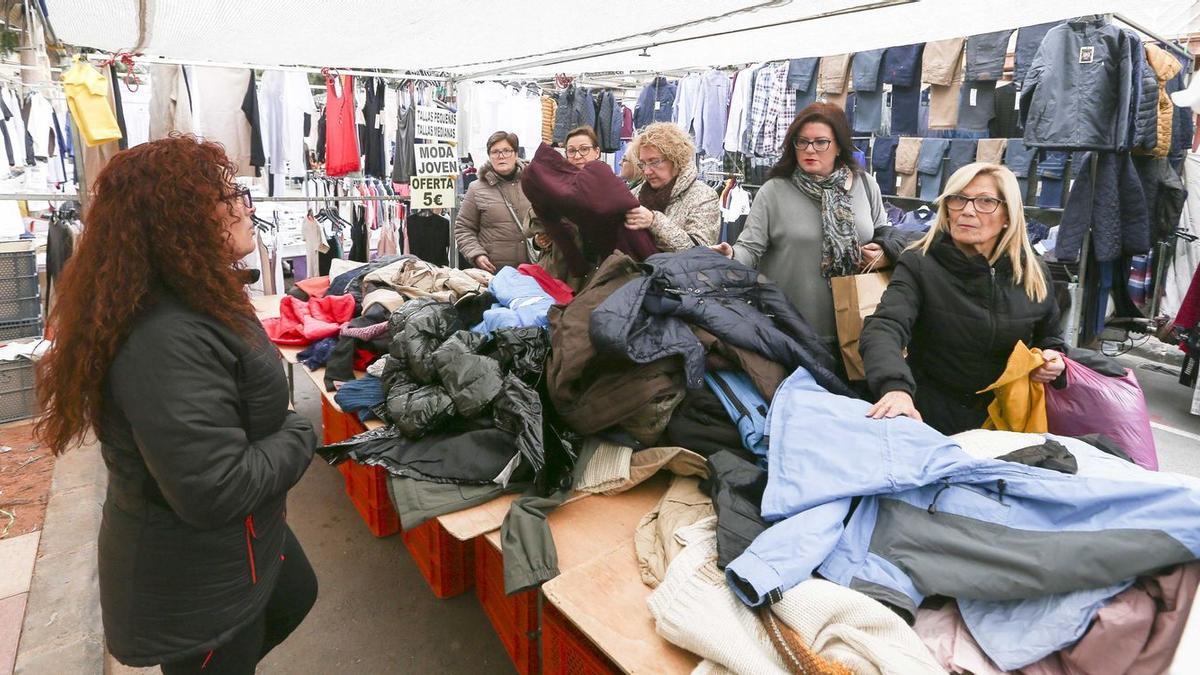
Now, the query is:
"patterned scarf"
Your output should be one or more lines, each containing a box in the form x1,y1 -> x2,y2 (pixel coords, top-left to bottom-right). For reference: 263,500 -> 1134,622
790,166 -> 862,278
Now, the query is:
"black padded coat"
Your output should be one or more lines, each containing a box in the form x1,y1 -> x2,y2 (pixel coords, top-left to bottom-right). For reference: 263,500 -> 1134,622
97,293 -> 316,667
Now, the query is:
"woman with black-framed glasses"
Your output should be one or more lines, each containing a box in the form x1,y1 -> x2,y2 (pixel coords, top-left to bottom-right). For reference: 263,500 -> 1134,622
860,162 -> 1066,434
712,103 -> 911,372
454,130 -> 533,273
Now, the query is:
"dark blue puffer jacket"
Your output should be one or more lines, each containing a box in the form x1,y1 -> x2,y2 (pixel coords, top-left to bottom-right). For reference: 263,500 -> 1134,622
588,247 -> 856,399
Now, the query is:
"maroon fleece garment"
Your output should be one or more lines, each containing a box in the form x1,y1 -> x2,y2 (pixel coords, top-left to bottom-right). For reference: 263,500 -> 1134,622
521,142 -> 658,276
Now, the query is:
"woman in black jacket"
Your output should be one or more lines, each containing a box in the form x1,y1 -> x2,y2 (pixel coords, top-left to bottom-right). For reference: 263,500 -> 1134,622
860,162 -> 1066,434
36,137 -> 317,673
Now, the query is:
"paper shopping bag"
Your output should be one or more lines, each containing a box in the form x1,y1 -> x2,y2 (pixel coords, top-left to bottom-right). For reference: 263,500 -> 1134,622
831,271 -> 891,380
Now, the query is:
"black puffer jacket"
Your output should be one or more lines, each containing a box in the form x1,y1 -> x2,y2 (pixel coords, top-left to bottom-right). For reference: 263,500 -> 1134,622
590,247 -> 855,398
98,293 -> 316,667
860,233 -> 1065,432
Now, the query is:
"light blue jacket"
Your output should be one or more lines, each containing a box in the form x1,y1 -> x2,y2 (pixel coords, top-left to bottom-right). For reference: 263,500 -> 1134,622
473,266 -> 553,335
726,366 -> 1200,669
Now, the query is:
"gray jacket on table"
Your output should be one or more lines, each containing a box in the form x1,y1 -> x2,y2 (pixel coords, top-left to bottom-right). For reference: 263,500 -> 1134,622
1020,16 -> 1134,150
454,160 -> 533,268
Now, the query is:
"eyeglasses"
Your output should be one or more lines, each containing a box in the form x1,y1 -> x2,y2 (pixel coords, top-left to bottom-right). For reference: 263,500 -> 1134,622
793,138 -> 833,152
636,158 -> 668,171
565,145 -> 596,158
489,148 -> 515,158
230,187 -> 253,209
945,194 -> 1003,214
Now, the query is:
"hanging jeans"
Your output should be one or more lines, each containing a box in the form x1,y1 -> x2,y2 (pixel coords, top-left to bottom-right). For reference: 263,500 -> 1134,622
917,138 -> 950,201
891,84 -> 921,136
1014,22 -> 1058,88
854,90 -> 883,133
965,30 -> 1016,81
1004,139 -> 1037,199
946,139 -> 979,178
1037,149 -> 1069,208
872,136 -> 899,195
790,58 -> 820,113
882,44 -> 924,87
896,136 -> 923,197
956,81 -> 996,132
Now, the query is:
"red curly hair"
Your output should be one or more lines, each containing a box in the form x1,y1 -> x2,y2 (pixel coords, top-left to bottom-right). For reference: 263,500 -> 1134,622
36,136 -> 255,455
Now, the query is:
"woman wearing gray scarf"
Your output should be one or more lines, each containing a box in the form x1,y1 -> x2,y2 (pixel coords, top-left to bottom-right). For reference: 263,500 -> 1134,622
714,103 -> 910,357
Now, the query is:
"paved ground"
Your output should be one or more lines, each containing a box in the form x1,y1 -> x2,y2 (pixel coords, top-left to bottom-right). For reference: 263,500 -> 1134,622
17,349 -> 1200,674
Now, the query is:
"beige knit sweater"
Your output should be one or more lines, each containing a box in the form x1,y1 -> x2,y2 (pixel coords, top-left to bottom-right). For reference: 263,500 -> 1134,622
646,519 -> 946,675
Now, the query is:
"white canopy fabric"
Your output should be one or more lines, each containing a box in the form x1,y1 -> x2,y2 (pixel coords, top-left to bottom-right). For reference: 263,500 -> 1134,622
42,0 -> 1200,77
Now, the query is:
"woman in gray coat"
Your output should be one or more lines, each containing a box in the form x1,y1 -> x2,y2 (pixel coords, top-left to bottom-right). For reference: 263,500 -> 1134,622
713,103 -> 909,354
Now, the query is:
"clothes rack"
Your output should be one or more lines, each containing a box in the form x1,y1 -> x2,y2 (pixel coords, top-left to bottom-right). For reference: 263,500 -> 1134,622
85,54 -> 450,82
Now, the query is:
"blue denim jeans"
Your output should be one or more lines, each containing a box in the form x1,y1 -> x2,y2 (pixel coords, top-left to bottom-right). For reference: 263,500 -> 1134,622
853,89 -> 883,134
852,49 -> 887,92
1036,150 -> 1068,208
890,84 -> 921,136
917,138 -> 950,201
796,87 -> 818,114
872,136 -> 899,195
788,58 -> 820,91
956,81 -> 996,132
965,30 -> 1015,81
946,139 -> 978,178
1013,22 -> 1058,88
1003,139 -> 1037,199
883,44 -> 924,87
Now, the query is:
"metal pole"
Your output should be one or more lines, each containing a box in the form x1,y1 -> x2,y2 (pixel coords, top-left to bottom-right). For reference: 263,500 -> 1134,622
85,54 -> 449,82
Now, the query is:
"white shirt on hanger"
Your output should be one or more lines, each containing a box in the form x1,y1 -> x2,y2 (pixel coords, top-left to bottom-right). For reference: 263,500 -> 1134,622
261,70 -> 316,179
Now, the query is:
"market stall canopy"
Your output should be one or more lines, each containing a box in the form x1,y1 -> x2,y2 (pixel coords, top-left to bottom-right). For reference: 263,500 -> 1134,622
42,0 -> 1200,77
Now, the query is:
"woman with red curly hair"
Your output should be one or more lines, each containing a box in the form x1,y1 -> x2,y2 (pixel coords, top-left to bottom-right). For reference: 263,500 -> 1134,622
35,136 -> 318,673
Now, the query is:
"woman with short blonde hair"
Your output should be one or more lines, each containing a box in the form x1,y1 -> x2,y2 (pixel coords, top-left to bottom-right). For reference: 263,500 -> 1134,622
860,162 -> 1066,434
623,122 -> 720,251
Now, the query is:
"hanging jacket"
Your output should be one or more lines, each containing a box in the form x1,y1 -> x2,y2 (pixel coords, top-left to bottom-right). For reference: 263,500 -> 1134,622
1020,16 -> 1134,151
1055,151 -> 1150,263
552,84 -> 596,144
1128,32 -> 1161,154
98,292 -> 316,666
634,77 -> 677,129
589,247 -> 856,398
860,233 -> 1064,434
1141,44 -> 1183,158
726,366 -> 1200,670
596,90 -> 620,152
454,160 -> 532,269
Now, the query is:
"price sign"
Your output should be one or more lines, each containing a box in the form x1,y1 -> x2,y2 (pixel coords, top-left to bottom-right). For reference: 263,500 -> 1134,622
410,176 -> 456,208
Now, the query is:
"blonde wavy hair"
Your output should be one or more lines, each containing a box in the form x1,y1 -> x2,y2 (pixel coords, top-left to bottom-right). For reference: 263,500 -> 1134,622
911,162 -> 1048,302
628,122 -> 696,176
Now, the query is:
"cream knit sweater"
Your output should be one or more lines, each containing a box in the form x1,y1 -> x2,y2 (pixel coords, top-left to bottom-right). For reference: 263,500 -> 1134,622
647,519 -> 945,675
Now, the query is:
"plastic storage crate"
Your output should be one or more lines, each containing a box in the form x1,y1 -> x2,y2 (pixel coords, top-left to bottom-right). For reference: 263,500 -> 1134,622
338,460 -> 400,538
541,602 -> 619,675
0,275 -> 39,320
475,537 -> 539,674
401,518 -> 474,598
0,357 -> 37,424
0,250 -> 35,277
0,317 -> 42,342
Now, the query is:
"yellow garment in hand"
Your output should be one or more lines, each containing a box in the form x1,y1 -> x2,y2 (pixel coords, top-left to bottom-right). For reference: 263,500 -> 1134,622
977,340 -> 1048,433
62,57 -> 122,147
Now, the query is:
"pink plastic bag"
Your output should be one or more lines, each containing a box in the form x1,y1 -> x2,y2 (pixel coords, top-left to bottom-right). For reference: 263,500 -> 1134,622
1045,357 -> 1158,470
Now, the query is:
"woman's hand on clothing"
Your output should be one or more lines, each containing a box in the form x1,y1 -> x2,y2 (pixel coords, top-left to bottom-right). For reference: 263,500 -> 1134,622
866,390 -> 923,422
625,206 -> 655,231
1031,349 -> 1066,383
859,243 -> 887,271
711,242 -> 734,259
474,254 -> 497,273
